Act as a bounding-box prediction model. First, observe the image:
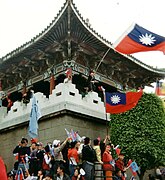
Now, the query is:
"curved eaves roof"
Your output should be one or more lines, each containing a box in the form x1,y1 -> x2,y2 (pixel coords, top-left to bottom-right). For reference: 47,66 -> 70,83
0,0 -> 164,90
0,0 -> 164,75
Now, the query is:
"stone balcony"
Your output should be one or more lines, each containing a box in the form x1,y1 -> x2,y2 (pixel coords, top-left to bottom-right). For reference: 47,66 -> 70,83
0,82 -> 108,130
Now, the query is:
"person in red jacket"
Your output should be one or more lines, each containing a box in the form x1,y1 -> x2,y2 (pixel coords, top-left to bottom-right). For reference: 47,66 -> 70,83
115,154 -> 127,180
102,144 -> 113,180
68,141 -> 79,178
72,167 -> 85,180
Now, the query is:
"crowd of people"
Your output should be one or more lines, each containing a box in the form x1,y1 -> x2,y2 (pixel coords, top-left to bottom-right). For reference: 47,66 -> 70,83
5,135 -> 139,180
1,69 -> 140,180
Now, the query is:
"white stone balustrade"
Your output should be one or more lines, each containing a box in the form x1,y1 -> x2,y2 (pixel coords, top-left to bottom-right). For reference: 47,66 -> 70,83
0,83 -> 106,130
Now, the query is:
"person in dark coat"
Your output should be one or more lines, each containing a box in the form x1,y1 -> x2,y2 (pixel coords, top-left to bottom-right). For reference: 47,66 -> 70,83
82,137 -> 96,180
13,138 -> 30,173
54,164 -> 70,180
86,70 -> 97,92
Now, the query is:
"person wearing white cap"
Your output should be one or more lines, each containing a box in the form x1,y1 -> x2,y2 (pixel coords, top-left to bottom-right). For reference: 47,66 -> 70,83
52,137 -> 69,175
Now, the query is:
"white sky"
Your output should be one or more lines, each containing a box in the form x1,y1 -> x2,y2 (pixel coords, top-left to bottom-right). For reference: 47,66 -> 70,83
0,0 -> 165,92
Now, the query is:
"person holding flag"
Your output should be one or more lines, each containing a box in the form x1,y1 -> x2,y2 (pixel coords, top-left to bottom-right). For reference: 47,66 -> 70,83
52,137 -> 69,175
86,69 -> 98,92
102,144 -> 114,180
115,154 -> 128,180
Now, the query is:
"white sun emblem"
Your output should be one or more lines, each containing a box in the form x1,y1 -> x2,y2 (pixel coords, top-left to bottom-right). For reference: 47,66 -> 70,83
139,33 -> 156,46
110,95 -> 121,104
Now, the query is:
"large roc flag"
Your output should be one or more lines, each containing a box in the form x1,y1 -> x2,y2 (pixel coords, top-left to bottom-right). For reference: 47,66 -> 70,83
113,23 -> 165,54
28,95 -> 42,139
105,90 -> 143,114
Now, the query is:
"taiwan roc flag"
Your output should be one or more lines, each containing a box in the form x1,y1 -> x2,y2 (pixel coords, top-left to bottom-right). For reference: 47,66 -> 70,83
105,90 -> 143,114
113,23 -> 165,54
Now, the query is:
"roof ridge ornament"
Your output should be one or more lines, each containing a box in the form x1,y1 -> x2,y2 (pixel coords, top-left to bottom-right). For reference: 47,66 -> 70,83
67,0 -> 73,4
63,60 -> 75,67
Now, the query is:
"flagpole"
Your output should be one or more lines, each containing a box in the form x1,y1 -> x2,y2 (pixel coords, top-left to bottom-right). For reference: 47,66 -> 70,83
95,47 -> 111,73
101,86 -> 110,136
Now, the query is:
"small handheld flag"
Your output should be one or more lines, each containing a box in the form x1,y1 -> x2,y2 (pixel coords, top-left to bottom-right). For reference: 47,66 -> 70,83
15,168 -> 24,180
71,129 -> 77,142
127,159 -> 137,177
130,161 -> 139,172
113,23 -> 165,54
110,160 -> 115,167
114,145 -> 121,155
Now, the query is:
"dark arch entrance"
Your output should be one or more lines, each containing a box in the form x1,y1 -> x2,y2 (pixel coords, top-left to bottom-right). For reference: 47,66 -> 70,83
33,80 -> 50,98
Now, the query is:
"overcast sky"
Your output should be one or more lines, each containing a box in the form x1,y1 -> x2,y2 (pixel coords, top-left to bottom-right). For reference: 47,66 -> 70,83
0,0 -> 164,92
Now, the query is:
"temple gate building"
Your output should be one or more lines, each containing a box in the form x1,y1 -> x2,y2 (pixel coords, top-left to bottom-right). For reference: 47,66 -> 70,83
0,0 -> 165,171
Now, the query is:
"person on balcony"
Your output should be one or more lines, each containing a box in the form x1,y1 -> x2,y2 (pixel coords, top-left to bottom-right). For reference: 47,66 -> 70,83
86,70 -> 98,92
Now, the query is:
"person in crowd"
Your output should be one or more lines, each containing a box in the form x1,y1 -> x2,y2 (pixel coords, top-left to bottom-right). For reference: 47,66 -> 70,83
13,137 -> 31,173
43,173 -> 53,180
46,141 -> 56,176
52,138 -> 68,176
52,138 -> 69,175
62,141 -> 71,176
102,144 -> 113,180
42,145 -> 52,176
36,142 -> 45,172
37,169 -> 45,180
54,164 -> 70,180
115,154 -> 127,180
24,168 -> 38,180
7,171 -> 15,180
82,137 -> 96,180
148,174 -> 155,180
68,141 -> 79,178
93,138 -> 103,180
113,168 -> 123,180
100,136 -> 111,157
72,167 -> 85,180
77,136 -> 86,165
29,142 -> 38,176
155,166 -> 162,180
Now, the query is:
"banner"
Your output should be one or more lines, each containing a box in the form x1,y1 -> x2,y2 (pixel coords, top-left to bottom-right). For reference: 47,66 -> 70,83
28,95 -> 41,138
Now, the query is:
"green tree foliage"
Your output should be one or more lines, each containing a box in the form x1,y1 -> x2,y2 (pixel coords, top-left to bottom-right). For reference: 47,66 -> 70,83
110,93 -> 165,177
